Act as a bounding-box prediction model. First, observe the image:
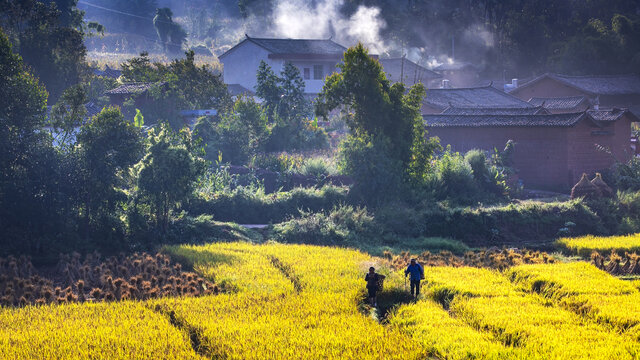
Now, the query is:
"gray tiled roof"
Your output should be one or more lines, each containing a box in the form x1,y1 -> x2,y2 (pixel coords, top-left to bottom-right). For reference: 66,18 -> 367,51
441,106 -> 547,115
424,113 -> 585,127
94,65 -> 122,79
222,36 -> 346,58
105,82 -> 164,95
586,109 -> 627,122
380,58 -> 441,82
424,109 -> 636,127
528,96 -> 589,110
84,102 -> 103,118
424,86 -> 534,110
520,74 -> 640,95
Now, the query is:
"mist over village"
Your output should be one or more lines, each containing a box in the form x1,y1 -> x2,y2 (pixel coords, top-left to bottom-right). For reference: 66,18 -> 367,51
2,0 -> 640,359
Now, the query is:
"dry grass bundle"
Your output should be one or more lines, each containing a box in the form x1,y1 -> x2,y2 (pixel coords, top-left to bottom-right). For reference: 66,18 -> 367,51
591,173 -> 614,198
0,252 -> 220,308
571,173 -> 601,200
591,251 -> 640,276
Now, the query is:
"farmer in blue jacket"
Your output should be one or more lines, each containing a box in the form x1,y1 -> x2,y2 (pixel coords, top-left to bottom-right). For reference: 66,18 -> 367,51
405,258 -> 424,297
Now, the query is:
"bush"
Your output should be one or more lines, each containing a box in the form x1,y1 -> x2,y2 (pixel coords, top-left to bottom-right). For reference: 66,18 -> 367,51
269,205 -> 379,246
338,135 -> 404,204
428,148 -> 478,202
299,157 -> 335,178
187,185 -> 350,224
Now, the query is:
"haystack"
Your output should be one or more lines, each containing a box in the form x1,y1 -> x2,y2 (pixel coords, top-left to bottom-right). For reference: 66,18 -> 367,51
571,173 -> 601,200
591,173 -> 614,198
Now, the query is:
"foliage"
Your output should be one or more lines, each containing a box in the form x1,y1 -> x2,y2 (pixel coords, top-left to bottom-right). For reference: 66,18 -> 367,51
194,96 -> 270,164
428,147 -> 479,202
299,157 -> 336,178
255,61 -> 327,152
611,157 -> 640,191
317,44 -> 438,202
120,51 -> 231,127
0,29 -> 74,256
133,123 -> 206,233
188,184 -> 349,224
270,205 -> 379,246
77,106 -> 144,245
337,134 -> 404,204
0,0 -> 87,100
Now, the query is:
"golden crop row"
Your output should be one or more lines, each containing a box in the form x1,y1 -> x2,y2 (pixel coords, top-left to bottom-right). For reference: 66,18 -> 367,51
396,265 -> 640,359
509,262 -> 640,338
157,242 -> 423,360
557,233 -> 640,256
0,301 -> 203,360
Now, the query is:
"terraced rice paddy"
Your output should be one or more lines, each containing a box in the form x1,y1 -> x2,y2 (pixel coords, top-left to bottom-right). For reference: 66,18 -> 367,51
1,242 -> 639,359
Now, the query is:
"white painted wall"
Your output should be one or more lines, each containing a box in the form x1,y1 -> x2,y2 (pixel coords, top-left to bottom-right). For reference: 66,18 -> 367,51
221,41 -> 280,92
220,41 -> 341,95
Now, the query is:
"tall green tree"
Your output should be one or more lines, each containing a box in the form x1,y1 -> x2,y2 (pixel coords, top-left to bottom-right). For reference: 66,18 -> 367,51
153,7 -> 187,54
317,44 -> 438,199
76,106 -> 144,244
0,28 -> 69,255
0,0 -> 88,100
134,123 -> 205,233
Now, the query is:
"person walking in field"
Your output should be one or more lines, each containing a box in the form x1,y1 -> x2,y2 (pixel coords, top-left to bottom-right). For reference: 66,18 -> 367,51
365,266 -> 385,307
405,258 -> 424,298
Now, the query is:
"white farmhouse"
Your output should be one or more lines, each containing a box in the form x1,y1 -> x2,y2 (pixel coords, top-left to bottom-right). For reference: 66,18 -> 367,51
219,35 -> 347,95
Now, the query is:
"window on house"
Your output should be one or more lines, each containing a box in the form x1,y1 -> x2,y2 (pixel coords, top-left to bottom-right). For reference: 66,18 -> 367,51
304,68 -> 310,80
313,65 -> 323,80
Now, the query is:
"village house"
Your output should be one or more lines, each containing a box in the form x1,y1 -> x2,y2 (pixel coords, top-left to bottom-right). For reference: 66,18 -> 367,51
509,73 -> 640,117
219,35 -> 348,95
424,109 -> 638,190
422,85 -> 534,115
105,82 -> 166,109
379,57 -> 441,88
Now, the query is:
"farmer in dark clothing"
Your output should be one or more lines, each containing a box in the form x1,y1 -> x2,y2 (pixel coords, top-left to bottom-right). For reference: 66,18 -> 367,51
365,266 -> 385,307
405,259 -> 424,297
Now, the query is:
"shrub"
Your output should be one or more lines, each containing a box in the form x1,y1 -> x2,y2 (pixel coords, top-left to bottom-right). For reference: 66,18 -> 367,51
428,148 -> 478,202
187,185 -> 350,224
299,157 -> 335,178
269,205 -> 378,246
338,134 -> 404,204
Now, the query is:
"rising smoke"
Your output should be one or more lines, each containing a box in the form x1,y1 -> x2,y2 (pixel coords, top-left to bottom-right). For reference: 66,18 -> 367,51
269,0 -> 388,54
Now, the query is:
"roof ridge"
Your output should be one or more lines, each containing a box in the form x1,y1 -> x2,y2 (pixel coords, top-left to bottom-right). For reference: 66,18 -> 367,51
552,73 -> 640,79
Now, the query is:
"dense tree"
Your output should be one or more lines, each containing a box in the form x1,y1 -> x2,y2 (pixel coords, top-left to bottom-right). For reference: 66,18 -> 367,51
134,123 -> 205,233
0,28 -> 68,255
76,107 -> 144,245
317,44 -> 439,201
0,0 -> 87,100
255,61 -> 325,151
153,7 -> 187,54
195,95 -> 270,164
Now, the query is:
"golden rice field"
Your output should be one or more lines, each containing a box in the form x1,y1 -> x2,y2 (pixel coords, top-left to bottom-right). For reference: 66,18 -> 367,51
558,233 -> 640,256
1,241 -> 640,359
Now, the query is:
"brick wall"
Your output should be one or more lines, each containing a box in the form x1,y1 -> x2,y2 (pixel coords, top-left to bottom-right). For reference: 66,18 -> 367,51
566,115 -> 633,184
427,126 -> 570,190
